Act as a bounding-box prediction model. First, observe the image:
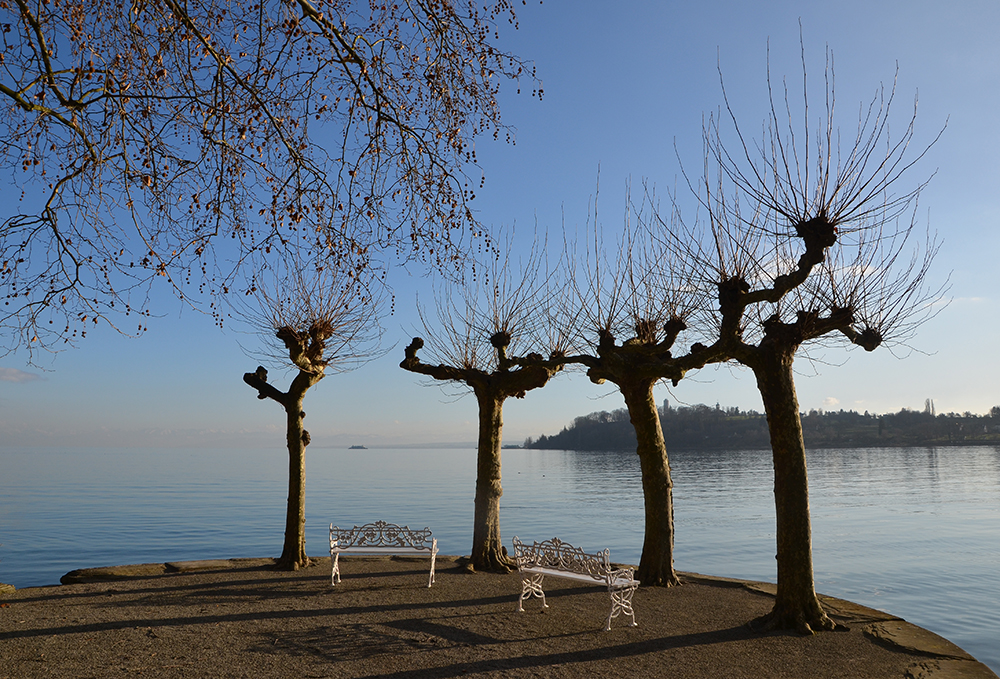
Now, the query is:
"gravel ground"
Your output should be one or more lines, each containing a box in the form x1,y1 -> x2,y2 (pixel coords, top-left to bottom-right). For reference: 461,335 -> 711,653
0,556 -> 994,678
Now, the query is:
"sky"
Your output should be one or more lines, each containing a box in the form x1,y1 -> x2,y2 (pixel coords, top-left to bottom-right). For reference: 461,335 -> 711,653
1,0 -> 998,449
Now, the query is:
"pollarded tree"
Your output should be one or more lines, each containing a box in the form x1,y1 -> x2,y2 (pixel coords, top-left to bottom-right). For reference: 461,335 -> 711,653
652,52 -> 946,631
400,236 -> 566,572
241,253 -> 383,569
557,205 -> 718,587
1,0 -> 537,357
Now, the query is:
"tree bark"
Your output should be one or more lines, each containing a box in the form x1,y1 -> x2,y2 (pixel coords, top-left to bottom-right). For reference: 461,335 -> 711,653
752,349 -> 835,633
278,390 -> 310,569
470,388 -> 515,572
620,378 -> 679,587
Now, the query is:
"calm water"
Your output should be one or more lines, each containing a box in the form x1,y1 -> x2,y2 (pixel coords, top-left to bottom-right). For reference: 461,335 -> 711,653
1,445 -> 998,672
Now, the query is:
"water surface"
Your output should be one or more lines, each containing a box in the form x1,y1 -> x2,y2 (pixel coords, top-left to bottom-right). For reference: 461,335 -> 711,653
1,445 -> 997,672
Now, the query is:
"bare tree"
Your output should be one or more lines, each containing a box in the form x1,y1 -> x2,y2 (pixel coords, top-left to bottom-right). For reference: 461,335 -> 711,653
556,199 -> 716,587
241,253 -> 383,569
400,235 -> 565,571
1,0 -> 536,358
650,50 -> 946,631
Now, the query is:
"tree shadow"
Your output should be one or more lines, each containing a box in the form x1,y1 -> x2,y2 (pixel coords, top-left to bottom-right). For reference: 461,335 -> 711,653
0,568 -> 520,643
256,619 -> 762,677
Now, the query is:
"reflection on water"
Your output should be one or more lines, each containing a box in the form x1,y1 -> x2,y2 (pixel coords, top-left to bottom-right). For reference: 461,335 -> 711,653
1,445 -> 998,672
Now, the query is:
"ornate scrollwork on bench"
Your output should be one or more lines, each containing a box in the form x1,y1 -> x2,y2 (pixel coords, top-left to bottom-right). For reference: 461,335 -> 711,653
330,520 -> 438,588
512,536 -> 639,631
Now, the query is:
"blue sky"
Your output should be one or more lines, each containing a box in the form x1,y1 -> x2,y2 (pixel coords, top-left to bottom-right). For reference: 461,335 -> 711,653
1,0 -> 998,448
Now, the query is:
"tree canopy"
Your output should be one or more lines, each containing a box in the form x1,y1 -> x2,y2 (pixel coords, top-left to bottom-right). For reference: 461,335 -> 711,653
1,0 -> 535,357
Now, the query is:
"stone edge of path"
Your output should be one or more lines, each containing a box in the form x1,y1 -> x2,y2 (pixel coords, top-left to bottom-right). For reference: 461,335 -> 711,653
679,572 -> 997,679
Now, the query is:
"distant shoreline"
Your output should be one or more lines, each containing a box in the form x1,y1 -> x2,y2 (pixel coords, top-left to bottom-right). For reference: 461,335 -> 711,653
525,439 -> 1000,453
525,404 -> 1000,453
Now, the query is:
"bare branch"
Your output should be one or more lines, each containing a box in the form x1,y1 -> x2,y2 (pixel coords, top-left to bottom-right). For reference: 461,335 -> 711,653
236,246 -> 386,376
411,225 -> 562,376
1,0 -> 537,358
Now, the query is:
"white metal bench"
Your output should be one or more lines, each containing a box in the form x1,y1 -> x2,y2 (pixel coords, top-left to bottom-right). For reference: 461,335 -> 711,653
511,536 -> 639,631
329,520 -> 438,588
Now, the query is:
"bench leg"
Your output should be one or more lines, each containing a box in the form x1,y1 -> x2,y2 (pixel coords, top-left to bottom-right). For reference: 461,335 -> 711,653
331,553 -> 341,586
605,586 -> 638,631
517,573 -> 547,612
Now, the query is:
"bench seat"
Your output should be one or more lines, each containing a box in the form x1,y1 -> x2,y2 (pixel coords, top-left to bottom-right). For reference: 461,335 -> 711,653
517,565 -> 637,590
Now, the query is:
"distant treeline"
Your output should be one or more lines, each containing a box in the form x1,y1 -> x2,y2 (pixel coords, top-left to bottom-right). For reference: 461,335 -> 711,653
524,402 -> 1000,452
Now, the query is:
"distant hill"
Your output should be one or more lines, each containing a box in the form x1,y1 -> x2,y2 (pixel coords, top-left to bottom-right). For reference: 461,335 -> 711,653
524,402 -> 1000,452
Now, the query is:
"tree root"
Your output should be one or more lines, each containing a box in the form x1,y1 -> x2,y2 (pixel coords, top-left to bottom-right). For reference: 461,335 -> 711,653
636,565 -> 682,588
274,555 -> 313,571
469,548 -> 515,573
749,607 -> 846,635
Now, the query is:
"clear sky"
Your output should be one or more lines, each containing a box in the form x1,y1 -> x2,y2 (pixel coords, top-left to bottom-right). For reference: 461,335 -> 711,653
1,0 -> 997,449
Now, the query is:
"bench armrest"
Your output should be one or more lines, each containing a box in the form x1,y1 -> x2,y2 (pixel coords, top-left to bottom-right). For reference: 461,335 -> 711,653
608,566 -> 637,586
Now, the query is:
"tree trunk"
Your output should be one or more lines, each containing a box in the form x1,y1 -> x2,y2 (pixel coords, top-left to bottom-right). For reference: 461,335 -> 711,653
277,392 -> 311,569
470,389 -> 514,572
752,349 -> 835,633
620,379 -> 679,587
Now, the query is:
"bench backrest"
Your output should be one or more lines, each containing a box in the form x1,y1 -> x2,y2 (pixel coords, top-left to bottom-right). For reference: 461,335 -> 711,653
330,520 -> 434,551
511,536 -> 611,582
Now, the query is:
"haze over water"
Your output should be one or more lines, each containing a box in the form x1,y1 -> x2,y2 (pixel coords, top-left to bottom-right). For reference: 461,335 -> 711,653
1,444 -> 998,673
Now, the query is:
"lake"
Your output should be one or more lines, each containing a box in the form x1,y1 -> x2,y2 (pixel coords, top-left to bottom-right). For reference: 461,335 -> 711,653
1,444 -> 998,672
